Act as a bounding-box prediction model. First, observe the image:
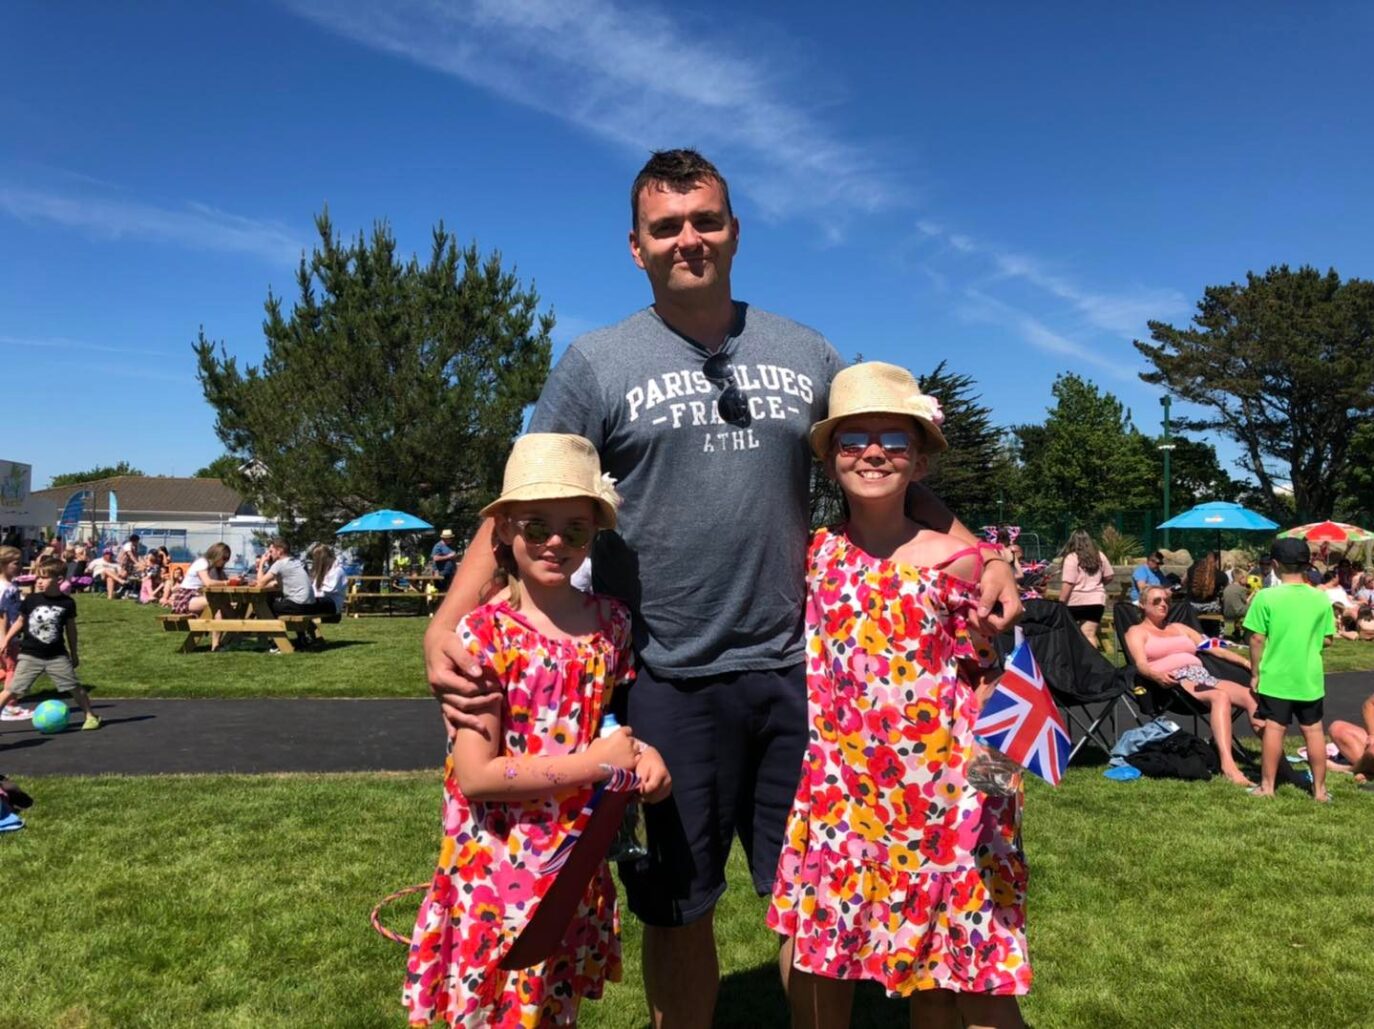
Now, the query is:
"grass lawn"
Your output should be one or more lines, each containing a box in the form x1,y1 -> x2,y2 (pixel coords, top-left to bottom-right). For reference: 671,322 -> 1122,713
2,769 -> 1373,1028
71,594 -> 432,699
73,594 -> 1374,701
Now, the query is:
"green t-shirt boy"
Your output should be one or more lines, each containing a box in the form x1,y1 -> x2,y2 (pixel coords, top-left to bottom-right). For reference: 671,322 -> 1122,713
1243,582 -> 1336,701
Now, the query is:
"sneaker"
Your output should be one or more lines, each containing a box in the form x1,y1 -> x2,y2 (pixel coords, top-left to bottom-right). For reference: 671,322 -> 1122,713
81,714 -> 101,731
0,812 -> 23,833
1,704 -> 32,722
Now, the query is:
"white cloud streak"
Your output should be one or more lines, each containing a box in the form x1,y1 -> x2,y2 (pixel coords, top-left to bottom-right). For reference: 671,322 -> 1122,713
916,220 -> 1188,341
0,333 -> 170,359
0,185 -> 304,264
960,288 -> 1132,380
279,0 -> 896,227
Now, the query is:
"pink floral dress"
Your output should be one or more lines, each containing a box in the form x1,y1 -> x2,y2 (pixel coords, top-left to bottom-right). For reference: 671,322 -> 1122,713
767,527 -> 1032,997
404,598 -> 634,1027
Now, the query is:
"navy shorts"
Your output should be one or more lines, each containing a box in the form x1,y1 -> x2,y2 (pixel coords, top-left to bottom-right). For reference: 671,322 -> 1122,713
618,662 -> 808,928
1255,693 -> 1324,727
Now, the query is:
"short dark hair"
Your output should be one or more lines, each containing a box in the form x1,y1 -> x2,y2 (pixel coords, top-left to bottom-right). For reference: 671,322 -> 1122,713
1149,551 -> 1164,562
37,556 -> 65,579
630,149 -> 732,228
269,537 -> 288,551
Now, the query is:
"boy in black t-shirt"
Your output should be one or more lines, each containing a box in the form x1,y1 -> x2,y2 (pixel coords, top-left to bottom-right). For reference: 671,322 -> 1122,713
0,557 -> 99,730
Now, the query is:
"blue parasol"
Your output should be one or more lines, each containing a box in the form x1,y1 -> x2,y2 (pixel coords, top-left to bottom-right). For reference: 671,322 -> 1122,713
336,509 -> 433,534
1156,501 -> 1278,532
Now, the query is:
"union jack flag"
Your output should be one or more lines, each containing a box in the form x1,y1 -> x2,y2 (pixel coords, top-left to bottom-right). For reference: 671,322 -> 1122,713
540,767 -> 641,876
973,638 -> 1070,786
1196,637 -> 1229,651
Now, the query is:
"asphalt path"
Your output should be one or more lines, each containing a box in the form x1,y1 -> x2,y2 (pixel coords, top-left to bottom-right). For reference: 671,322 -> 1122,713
2,674 -> 1371,778
0,698 -> 448,776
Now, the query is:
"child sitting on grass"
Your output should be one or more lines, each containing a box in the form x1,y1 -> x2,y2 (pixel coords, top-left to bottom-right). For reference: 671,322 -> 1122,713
0,556 -> 100,731
1243,538 -> 1334,800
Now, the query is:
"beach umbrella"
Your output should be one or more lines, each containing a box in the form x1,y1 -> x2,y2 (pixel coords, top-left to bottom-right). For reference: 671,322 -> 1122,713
336,509 -> 434,576
336,509 -> 433,534
1277,520 -> 1374,544
1157,501 -> 1279,556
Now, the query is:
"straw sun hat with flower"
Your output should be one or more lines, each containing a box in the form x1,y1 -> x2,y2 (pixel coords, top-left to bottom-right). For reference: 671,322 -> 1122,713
808,361 -> 947,460
479,433 -> 621,529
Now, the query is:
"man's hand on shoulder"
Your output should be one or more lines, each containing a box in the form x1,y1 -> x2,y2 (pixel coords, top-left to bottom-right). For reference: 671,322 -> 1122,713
424,622 -> 503,739
971,557 -> 1022,635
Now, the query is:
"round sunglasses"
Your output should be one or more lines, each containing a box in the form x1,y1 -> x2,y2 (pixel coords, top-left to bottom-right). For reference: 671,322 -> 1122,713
510,517 -> 595,549
702,352 -> 752,427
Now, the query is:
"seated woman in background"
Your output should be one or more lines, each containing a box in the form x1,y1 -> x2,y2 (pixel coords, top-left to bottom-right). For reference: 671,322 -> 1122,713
1184,550 -> 1229,614
308,543 -> 349,616
159,565 -> 185,607
1125,584 -> 1260,785
1336,604 -> 1374,642
139,550 -> 166,604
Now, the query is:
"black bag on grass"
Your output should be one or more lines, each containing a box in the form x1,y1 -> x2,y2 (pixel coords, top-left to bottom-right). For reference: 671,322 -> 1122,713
1126,731 -> 1220,780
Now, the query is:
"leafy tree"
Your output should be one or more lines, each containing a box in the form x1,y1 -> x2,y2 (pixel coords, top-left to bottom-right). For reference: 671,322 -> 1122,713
195,454 -> 245,483
1012,373 -> 1154,528
1135,265 -> 1374,522
49,461 -> 144,488
195,211 -> 553,548
1336,421 -> 1374,525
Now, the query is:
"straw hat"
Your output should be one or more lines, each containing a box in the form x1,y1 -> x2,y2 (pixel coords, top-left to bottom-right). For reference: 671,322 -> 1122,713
479,433 -> 621,529
440,529 -> 454,540
809,361 -> 947,459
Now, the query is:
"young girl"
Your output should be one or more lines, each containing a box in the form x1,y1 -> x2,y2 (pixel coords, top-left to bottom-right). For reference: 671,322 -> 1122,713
404,433 -> 671,1028
0,546 -> 24,719
769,363 -> 1030,1029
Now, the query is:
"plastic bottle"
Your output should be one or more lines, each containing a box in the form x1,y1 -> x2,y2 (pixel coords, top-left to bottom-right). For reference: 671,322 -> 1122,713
599,714 -> 649,861
967,736 -> 1023,796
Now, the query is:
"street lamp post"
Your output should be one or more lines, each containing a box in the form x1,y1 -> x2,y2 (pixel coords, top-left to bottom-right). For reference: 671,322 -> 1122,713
1159,396 -> 1175,549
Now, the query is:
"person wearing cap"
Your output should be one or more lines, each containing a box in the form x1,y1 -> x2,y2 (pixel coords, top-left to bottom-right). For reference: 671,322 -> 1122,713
1243,537 -> 1338,800
423,149 -> 1021,1026
430,529 -> 457,594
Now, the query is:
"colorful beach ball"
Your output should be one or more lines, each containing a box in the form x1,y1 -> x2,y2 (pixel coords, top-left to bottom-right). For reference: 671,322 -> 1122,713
31,699 -> 70,734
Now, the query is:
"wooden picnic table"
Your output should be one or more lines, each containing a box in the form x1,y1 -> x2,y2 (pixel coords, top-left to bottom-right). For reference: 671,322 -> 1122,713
345,574 -> 441,617
161,583 -> 333,654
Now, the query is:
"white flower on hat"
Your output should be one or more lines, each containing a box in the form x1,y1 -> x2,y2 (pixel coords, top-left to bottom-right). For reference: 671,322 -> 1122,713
914,393 -> 945,426
597,472 -> 623,511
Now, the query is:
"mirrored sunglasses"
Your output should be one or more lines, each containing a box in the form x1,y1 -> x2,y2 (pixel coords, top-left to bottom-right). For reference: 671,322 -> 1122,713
835,430 -> 914,456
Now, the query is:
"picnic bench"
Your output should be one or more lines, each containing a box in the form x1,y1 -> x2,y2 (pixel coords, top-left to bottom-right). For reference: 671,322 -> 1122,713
162,583 -> 339,653
345,574 -> 441,617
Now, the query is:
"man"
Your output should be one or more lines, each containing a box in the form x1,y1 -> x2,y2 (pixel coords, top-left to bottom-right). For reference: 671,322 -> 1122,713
256,538 -> 330,649
424,150 -> 1020,1027
430,529 -> 457,593
1130,550 -> 1165,602
1330,693 -> 1374,781
1251,555 -> 1280,589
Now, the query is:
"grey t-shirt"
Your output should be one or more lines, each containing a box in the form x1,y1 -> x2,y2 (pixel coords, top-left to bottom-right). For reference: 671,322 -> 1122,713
530,303 -> 843,678
269,557 -> 313,605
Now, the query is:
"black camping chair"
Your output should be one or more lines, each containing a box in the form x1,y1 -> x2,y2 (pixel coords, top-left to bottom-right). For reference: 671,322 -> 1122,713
1113,600 -> 1250,761
997,600 -> 1134,763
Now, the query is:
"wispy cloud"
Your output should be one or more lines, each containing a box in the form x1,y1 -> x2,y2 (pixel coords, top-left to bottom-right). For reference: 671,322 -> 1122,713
0,333 -> 169,359
959,288 -> 1133,380
0,185 -> 304,264
916,220 -> 1188,340
280,0 -> 896,229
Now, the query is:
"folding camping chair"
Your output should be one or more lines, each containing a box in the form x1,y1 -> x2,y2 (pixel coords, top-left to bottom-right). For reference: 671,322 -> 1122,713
1113,600 -> 1250,761
999,600 -> 1133,763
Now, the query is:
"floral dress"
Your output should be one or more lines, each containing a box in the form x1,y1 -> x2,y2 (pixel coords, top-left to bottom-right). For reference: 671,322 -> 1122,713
767,527 -> 1032,997
404,598 -> 634,1027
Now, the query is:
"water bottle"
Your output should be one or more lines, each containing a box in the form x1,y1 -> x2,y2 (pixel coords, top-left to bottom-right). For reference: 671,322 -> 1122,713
599,714 -> 649,861
967,736 -> 1023,796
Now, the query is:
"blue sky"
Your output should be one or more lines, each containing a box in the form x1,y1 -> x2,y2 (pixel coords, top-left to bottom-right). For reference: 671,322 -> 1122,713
3,1 -> 1372,491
